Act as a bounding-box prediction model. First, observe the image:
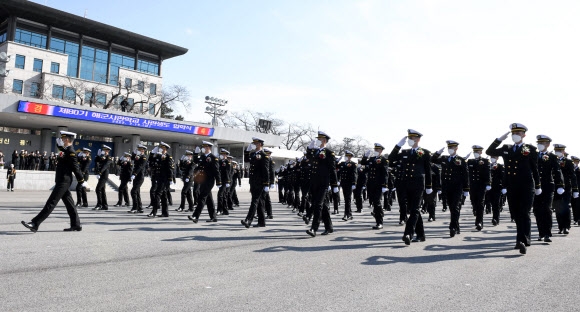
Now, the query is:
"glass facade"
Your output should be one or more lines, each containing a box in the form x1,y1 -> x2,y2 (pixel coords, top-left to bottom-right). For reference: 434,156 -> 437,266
52,85 -> 64,99
148,103 -> 155,115
15,55 -> 25,69
137,59 -> 159,75
50,38 -> 80,77
13,79 -> 23,94
65,87 -> 76,102
84,90 -> 93,104
50,62 -> 60,74
15,28 -> 47,48
80,46 -> 108,83
109,53 -> 135,85
33,58 -> 43,72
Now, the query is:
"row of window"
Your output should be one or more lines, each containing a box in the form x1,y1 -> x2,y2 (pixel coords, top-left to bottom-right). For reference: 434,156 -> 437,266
14,28 -> 160,81
0,31 -> 6,44
14,54 -> 156,95
11,79 -> 155,115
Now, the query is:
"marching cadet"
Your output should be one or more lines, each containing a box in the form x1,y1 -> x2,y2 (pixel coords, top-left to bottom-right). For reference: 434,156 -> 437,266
488,156 -> 505,226
176,150 -> 195,213
188,142 -> 221,223
552,144 -> 579,235
361,143 -> 389,229
241,137 -> 270,228
304,131 -> 338,237
148,142 -> 174,218
432,141 -> 469,237
298,155 -> 312,218
332,156 -> 342,215
532,135 -> 564,241
115,152 -> 133,208
383,169 -> 395,212
389,129 -> 433,245
229,160 -> 242,208
263,148 -> 276,219
353,164 -> 368,213
292,157 -> 302,211
128,144 -> 148,213
21,131 -> 88,232
392,160 -> 408,224
6,163 -> 16,191
94,145 -> 112,211
338,150 -> 358,221
468,145 -> 491,231
75,148 -> 91,207
146,147 -> 160,210
285,160 -> 296,208
217,149 -> 232,216
424,163 -> 441,222
486,123 -> 541,254
276,165 -> 286,204
571,156 -> 580,226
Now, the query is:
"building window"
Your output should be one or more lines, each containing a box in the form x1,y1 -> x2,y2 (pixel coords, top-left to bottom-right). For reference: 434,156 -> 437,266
50,38 -> 80,77
150,83 -> 157,95
109,53 -> 135,85
15,55 -> 25,69
12,79 -> 24,94
30,82 -> 40,97
85,90 -> 94,105
51,62 -> 60,74
0,32 -> 6,44
15,28 -> 47,49
148,103 -> 155,115
127,98 -> 135,111
125,78 -> 132,88
80,46 -> 108,83
96,92 -> 107,106
65,87 -> 76,102
33,58 -> 43,72
137,81 -> 144,92
139,102 -> 143,113
52,85 -> 64,99
137,59 -> 159,76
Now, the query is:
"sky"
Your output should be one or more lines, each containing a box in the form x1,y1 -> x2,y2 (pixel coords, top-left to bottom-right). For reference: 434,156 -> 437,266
33,0 -> 580,156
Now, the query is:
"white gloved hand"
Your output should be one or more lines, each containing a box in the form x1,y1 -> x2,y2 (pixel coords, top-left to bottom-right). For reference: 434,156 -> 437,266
170,181 -> 174,186
426,188 -> 433,195
498,131 -> 510,141
557,187 -> 564,195
437,190 -> 442,195
56,137 -> 64,148
362,186 -> 366,190
382,187 -> 388,194
535,188 -> 542,196
501,188 -> 507,195
574,192 -> 579,199
463,191 -> 469,197
364,150 -> 371,157
351,185 -> 356,190
185,178 -> 190,182
151,146 -> 159,154
397,136 -> 407,147
392,187 -> 396,191
246,144 -> 253,152
97,149 -> 102,156
465,152 -> 472,159
81,182 -> 89,188
131,175 -> 135,180
96,175 -> 100,180
270,184 -> 275,189
333,187 -> 339,193
337,181 -> 341,186
328,186 -> 331,191
226,183 -> 230,188
194,146 -> 201,154
437,147 -> 445,154
307,140 -> 316,149
264,186 -> 269,192
486,185 -> 491,191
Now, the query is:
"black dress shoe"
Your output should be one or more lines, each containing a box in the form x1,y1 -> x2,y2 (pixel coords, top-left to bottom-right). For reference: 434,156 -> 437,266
188,208 -> 194,212
297,212 -> 303,217
303,215 -> 310,225
386,207 -> 391,212
206,219 -> 217,222
306,229 -> 316,237
544,236 -> 552,243
402,235 -> 411,245
412,236 -> 425,243
82,204 -> 88,208
92,206 -> 100,210
372,224 -> 383,230
267,215 -> 273,219
492,219 -> 498,226
347,216 -> 353,220
399,220 -> 405,225
21,221 -> 38,233
564,228 -> 569,234
450,228 -> 456,238
114,204 -> 121,207
442,208 -> 447,212
137,210 -> 144,213
175,207 -> 184,212
428,218 -> 432,222
321,230 -> 333,235
241,220 -> 250,228
476,223 -> 482,231
63,226 -> 82,232
127,210 -> 137,213
537,237 -> 543,241
517,242 -> 527,254
253,224 -> 265,228
188,216 -> 198,223
341,216 -> 348,221
558,230 -> 562,234
146,213 -> 155,218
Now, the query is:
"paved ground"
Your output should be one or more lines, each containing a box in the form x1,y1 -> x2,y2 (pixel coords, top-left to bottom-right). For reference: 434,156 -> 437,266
1,190 -> 579,312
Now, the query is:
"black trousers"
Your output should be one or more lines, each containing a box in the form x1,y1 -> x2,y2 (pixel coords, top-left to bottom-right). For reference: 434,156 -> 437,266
152,180 -> 169,216
193,184 -> 216,219
402,184 -> 425,238
293,184 -> 301,208
285,184 -> 294,206
353,185 -> 363,211
95,174 -> 108,208
130,176 -> 144,211
488,189 -> 502,224
264,191 -> 273,217
75,173 -> 88,205
310,183 -> 333,232
300,183 -> 311,215
396,186 -> 407,222
572,196 -> 580,223
533,185 -> 554,238
554,192 -> 572,231
444,187 -> 462,232
470,186 -> 486,226
424,191 -> 436,220
117,178 -> 130,205
217,184 -> 230,214
245,184 -> 266,226
228,184 -> 239,207
278,182 -> 285,203
342,186 -> 353,217
368,185 -> 384,225
7,176 -> 15,190
193,182 -> 200,205
181,180 -> 194,209
32,180 -> 80,228
149,178 -> 158,206
506,185 -> 534,245
332,188 -> 341,212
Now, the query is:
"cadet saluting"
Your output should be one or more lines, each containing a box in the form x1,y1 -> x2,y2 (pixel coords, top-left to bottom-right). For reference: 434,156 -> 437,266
188,141 -> 221,223
241,137 -> 270,228
486,123 -> 540,255
467,145 -> 491,231
22,131 -> 88,232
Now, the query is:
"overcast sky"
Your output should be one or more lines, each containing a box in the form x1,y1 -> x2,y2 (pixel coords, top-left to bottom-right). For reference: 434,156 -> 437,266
35,0 -> 580,156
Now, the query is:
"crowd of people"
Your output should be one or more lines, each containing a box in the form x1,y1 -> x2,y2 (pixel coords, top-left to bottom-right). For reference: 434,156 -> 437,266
18,123 -> 580,255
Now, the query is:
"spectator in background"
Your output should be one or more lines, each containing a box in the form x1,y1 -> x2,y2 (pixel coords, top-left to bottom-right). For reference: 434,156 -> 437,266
0,151 -> 4,168
43,152 -> 49,171
6,163 -> 16,191
12,150 -> 19,168
120,98 -> 129,112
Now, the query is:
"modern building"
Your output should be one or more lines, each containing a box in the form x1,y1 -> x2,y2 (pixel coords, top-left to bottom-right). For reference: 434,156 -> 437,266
0,0 -> 286,167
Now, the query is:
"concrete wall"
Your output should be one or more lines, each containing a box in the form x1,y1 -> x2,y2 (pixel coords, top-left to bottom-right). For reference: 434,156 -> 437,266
0,168 -> 56,190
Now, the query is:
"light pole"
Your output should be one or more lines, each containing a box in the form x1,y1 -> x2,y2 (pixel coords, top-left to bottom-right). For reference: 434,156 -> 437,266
204,96 -> 228,126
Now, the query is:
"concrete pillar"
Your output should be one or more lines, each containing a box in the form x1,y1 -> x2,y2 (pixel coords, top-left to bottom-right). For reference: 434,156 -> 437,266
113,136 -> 123,157
40,128 -> 52,153
131,134 -> 140,153
171,142 -> 180,161
211,139 -> 218,155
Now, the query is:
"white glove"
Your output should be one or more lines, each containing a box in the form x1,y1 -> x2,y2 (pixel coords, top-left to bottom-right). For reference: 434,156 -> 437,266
437,147 -> 445,154
96,175 -> 100,180
333,187 -> 339,193
362,186 -> 366,190
364,150 -> 371,157
246,144 -> 253,152
465,152 -> 472,159
437,190 -> 442,195
501,189 -> 507,195
185,178 -> 190,182
463,191 -> 469,197
194,146 -> 201,154
535,188 -> 542,196
151,146 -> 159,154
56,137 -> 64,148
328,186 -> 331,191
392,187 -> 396,191
382,187 -> 388,194
557,187 -> 564,195
498,131 -> 510,141
131,175 -> 135,180
486,185 -> 491,191
226,183 -> 230,188
97,149 -> 102,156
81,182 -> 89,188
337,181 -> 341,186
574,192 -> 579,198
264,186 -> 269,192
170,181 -> 174,186
337,156 -> 343,163
351,185 -> 356,190
426,188 -> 433,195
397,136 -> 407,147
270,184 -> 275,189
